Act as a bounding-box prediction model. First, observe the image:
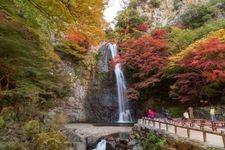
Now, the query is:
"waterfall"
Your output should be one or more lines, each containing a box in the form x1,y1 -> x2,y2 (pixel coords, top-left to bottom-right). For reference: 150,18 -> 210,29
95,139 -> 106,150
108,44 -> 133,122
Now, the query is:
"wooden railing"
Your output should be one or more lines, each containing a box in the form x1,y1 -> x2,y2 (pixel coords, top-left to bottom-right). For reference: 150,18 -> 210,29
138,117 -> 225,148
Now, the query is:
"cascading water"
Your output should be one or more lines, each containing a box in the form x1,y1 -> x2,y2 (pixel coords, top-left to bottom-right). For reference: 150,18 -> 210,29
95,139 -> 106,150
108,44 -> 133,122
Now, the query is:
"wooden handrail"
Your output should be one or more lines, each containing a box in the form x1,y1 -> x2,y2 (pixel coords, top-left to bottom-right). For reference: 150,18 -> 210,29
141,117 -> 223,135
139,117 -> 225,147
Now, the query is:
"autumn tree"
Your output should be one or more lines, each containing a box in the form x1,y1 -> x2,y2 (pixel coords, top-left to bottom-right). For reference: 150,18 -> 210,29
12,0 -> 106,58
119,30 -> 169,100
0,0 -> 107,110
171,39 -> 225,104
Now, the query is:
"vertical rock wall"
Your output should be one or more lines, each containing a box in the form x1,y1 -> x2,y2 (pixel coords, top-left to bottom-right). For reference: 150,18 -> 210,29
85,44 -> 119,122
56,44 -> 121,122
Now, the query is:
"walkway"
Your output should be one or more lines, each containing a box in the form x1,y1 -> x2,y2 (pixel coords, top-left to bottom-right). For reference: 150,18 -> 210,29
139,118 -> 225,148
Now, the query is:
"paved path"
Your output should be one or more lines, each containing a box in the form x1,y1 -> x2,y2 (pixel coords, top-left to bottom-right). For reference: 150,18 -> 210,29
139,119 -> 225,149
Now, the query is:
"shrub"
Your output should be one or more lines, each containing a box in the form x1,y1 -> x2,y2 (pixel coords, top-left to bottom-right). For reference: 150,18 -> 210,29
48,113 -> 68,130
149,0 -> 161,8
115,8 -> 147,30
168,20 -> 225,55
129,0 -> 138,8
138,23 -> 150,32
210,0 -> 225,10
0,107 -> 16,121
3,141 -> 26,150
35,131 -> 69,150
180,4 -> 215,28
0,117 -> 5,129
143,132 -> 167,150
168,27 -> 198,54
167,107 -> 184,118
24,120 -> 40,135
173,0 -> 183,10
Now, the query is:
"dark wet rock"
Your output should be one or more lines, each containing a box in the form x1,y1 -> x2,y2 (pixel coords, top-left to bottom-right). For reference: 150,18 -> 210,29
86,136 -> 99,149
106,142 -> 114,150
128,139 -> 138,147
85,44 -> 118,122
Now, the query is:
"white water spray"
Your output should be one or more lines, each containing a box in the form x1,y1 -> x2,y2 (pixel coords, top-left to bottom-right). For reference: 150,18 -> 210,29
95,139 -> 106,150
108,44 -> 133,122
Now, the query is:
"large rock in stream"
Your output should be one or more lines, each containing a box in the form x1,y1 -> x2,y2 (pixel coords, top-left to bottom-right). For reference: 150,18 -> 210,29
63,123 -> 132,150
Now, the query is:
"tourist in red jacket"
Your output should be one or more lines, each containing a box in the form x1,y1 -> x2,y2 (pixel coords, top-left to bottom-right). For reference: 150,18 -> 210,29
148,109 -> 156,119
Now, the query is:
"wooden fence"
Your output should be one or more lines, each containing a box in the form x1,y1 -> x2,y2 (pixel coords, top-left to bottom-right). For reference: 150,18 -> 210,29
139,117 -> 225,148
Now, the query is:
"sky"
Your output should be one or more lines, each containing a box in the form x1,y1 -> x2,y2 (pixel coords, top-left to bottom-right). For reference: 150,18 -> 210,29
104,0 -> 127,28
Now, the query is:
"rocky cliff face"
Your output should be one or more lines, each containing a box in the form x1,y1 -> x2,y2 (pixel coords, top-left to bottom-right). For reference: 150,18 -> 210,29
85,44 -> 119,122
137,0 -> 208,28
48,61 -> 91,122
53,44 -> 121,123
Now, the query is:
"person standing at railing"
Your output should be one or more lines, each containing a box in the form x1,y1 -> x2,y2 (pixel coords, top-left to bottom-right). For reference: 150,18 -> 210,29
183,111 -> 189,120
148,109 -> 156,119
162,109 -> 169,122
188,106 -> 194,119
210,107 -> 216,121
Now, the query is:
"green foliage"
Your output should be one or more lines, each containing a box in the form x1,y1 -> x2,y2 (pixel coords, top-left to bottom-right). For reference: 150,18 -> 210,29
3,141 -> 26,150
168,19 -> 225,54
48,113 -> 68,130
149,0 -> 161,8
180,4 -> 215,28
0,117 -> 5,129
173,0 -> 183,10
0,8 -> 71,110
35,131 -> 69,150
0,107 -> 16,121
133,132 -> 141,139
129,0 -> 138,9
54,44 -> 86,60
143,132 -> 167,150
116,8 -> 146,29
168,28 -> 198,54
167,107 -> 184,118
210,0 -> 225,10
112,7 -> 149,41
24,120 -> 40,135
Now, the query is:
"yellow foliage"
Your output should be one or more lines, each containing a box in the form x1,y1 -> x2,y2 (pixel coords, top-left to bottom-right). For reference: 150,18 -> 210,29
29,0 -> 106,45
168,29 -> 225,69
35,131 -> 69,150
48,113 -> 68,130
